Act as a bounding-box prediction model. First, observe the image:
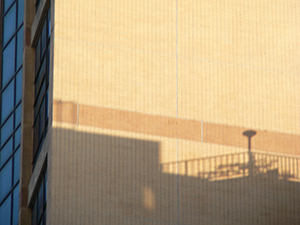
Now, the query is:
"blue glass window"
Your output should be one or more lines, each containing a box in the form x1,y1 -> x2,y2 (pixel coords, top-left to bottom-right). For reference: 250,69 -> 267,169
13,148 -> 20,185
17,27 -> 24,70
3,3 -> 16,46
2,39 -> 16,88
12,184 -> 19,225
33,6 -> 51,165
0,194 -> 12,224
14,127 -> 21,148
0,158 -> 12,202
31,169 -> 47,225
16,68 -> 22,103
17,0 -> 24,27
32,199 -> 37,225
0,1 -> 23,225
35,39 -> 41,74
41,23 -> 47,56
48,10 -> 51,39
0,138 -> 13,167
1,81 -> 15,122
1,115 -> 14,145
15,104 -> 22,127
4,0 -> 15,12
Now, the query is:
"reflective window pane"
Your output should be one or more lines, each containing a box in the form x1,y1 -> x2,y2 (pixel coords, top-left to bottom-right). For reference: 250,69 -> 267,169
31,169 -> 47,225
35,61 -> 45,98
1,80 -> 15,122
1,115 -> 14,145
38,180 -> 44,221
33,6 -> 50,167
0,138 -> 13,167
14,127 -> 21,148
32,200 -> 37,225
17,27 -> 24,70
0,158 -> 12,202
0,194 -> 12,225
3,3 -> 16,46
13,184 -> 20,225
2,38 -> 16,88
15,104 -> 22,127
13,148 -> 20,185
33,117 -> 40,157
46,91 -> 49,119
41,23 -> 47,56
40,99 -> 46,138
4,0 -> 15,12
48,9 -> 51,38
17,0 -> 24,27
45,170 -> 47,200
35,39 -> 41,74
16,68 -> 23,103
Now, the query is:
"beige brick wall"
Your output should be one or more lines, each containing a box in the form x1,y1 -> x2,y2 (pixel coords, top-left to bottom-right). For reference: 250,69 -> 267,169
49,0 -> 300,224
53,0 -> 176,116
53,0 -> 300,134
178,0 -> 300,134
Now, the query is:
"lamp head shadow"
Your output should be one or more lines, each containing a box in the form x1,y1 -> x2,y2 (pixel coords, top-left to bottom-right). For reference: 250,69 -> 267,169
242,130 -> 256,139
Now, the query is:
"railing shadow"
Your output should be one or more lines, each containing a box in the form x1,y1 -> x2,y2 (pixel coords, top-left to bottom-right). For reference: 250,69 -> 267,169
160,151 -> 300,182
160,151 -> 300,224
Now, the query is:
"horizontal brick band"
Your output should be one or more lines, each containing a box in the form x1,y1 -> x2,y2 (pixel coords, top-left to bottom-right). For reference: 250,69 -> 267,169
78,104 -> 202,142
53,100 -> 300,155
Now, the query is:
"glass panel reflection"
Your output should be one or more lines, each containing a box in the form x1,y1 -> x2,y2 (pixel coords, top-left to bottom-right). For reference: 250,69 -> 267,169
0,159 -> 12,202
32,199 -> 37,225
4,0 -> 15,12
15,104 -> 22,127
2,38 -> 16,88
14,127 -> 21,148
16,27 -> 24,70
1,80 -> 15,122
0,194 -> 12,225
31,169 -> 47,225
3,3 -> 16,46
17,0 -> 24,27
16,68 -> 22,103
0,1 -> 23,225
0,138 -> 13,167
37,180 -> 44,221
13,148 -> 20,185
12,184 -> 19,225
1,115 -> 14,145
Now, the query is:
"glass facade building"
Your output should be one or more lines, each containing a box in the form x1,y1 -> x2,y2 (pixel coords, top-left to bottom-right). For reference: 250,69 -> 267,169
0,0 -> 24,224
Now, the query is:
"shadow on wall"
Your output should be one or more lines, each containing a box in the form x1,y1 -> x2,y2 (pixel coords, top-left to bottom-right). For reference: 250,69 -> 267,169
51,127 -> 300,225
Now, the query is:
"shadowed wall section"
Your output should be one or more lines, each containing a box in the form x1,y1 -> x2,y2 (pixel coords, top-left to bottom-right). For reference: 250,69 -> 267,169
50,126 -> 177,224
49,126 -> 300,224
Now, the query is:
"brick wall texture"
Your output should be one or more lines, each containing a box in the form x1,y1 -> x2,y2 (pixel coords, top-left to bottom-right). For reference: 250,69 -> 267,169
48,0 -> 300,224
